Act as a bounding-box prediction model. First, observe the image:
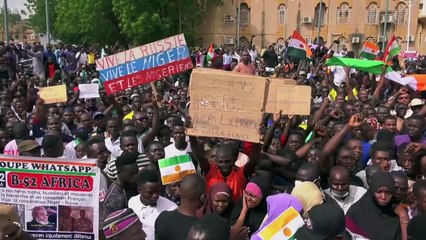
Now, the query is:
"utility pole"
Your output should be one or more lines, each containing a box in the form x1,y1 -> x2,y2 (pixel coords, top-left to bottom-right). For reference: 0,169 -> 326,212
317,0 -> 323,44
382,0 -> 389,50
45,0 -> 50,44
3,0 -> 9,44
237,0 -> 241,47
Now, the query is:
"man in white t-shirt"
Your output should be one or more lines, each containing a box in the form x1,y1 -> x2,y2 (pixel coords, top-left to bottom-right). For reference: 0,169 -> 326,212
164,123 -> 191,158
128,169 -> 177,240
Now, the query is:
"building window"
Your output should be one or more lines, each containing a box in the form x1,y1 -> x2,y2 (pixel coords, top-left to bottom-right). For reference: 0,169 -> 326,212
314,2 -> 327,27
395,3 -> 408,25
366,2 -> 379,25
239,3 -> 250,26
277,4 -> 286,24
336,3 -> 351,24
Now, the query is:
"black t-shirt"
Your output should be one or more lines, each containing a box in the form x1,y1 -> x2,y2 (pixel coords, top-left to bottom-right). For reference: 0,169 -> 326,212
155,210 -> 197,240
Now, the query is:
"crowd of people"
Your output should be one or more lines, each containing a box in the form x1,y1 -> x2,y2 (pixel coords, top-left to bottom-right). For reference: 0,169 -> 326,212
0,36 -> 425,240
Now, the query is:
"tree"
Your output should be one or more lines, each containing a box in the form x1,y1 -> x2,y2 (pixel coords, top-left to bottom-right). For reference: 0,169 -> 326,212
112,0 -> 223,45
25,0 -> 58,34
53,0 -> 124,45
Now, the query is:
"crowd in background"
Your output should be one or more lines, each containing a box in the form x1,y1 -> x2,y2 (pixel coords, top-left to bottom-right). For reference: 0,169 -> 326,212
0,36 -> 425,240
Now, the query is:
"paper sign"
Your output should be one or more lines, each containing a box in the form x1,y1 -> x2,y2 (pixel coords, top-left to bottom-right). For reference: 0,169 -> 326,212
39,85 -> 67,104
0,155 -> 100,240
275,86 -> 311,115
78,84 -> 100,99
97,34 -> 193,95
186,68 -> 266,143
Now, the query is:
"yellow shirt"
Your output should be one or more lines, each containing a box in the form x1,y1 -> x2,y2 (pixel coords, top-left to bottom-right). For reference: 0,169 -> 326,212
123,111 -> 134,120
329,88 -> 358,101
88,52 -> 95,65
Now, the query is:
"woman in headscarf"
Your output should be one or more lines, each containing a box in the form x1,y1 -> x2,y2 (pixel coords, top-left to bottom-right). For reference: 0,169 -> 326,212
251,193 -> 304,240
291,181 -> 324,212
230,175 -> 270,238
346,172 -> 404,240
197,182 -> 233,219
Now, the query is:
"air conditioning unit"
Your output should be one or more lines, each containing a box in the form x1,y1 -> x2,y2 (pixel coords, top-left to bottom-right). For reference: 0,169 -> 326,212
406,35 -> 415,42
352,37 -> 360,44
306,38 -> 313,45
381,15 -> 394,23
224,15 -> 235,23
224,36 -> 235,45
378,35 -> 386,42
303,17 -> 312,24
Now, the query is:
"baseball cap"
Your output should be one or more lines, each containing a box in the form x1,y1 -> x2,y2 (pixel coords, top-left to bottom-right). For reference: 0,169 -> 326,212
103,208 -> 141,239
410,98 -> 423,107
18,140 -> 41,153
130,94 -> 141,99
294,203 -> 346,240
92,111 -> 105,120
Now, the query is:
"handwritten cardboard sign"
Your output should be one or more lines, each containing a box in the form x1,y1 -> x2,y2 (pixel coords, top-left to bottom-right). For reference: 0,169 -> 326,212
187,68 -> 266,142
97,34 -> 193,95
264,78 -> 311,115
274,85 -> 311,115
39,85 -> 67,104
78,84 -> 100,99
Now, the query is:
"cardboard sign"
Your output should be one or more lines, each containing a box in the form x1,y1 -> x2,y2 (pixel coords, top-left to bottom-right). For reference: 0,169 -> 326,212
39,85 -> 67,104
78,84 -> 100,99
97,34 -> 193,94
265,78 -> 297,113
186,69 -> 266,142
274,85 -> 311,115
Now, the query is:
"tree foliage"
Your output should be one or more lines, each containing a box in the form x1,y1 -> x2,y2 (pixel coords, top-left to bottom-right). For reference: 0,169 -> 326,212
26,0 -> 223,46
25,0 -> 58,34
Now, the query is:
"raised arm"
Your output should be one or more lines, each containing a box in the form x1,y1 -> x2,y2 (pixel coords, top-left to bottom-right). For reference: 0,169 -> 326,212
244,143 -> 262,178
319,114 -> 364,173
262,111 -> 281,152
189,136 -> 210,174
142,99 -> 160,146
345,67 -> 357,101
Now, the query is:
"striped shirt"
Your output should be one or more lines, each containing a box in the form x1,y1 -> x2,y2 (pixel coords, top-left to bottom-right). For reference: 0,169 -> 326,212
107,153 -> 150,181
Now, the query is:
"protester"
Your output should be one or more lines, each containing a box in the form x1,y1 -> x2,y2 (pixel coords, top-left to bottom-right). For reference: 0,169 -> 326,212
128,169 -> 177,240
187,214 -> 231,240
103,208 -> 146,240
155,174 -> 206,240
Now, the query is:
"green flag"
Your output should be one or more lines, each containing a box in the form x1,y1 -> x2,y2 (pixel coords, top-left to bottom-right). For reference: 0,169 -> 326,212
325,57 -> 392,75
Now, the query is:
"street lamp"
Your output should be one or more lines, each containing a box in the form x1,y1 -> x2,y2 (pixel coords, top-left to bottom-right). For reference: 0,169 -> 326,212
402,0 -> 414,51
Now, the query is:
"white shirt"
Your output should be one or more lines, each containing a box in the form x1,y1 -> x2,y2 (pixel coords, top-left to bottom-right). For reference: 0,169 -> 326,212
64,140 -> 78,159
324,185 -> 367,214
223,53 -> 233,65
164,142 -> 191,158
105,137 -> 121,158
128,195 -> 177,240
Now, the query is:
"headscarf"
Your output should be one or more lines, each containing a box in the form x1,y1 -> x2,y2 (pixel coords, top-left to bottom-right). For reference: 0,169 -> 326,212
346,172 -> 401,240
197,182 -> 232,218
230,175 -> 270,237
291,182 -> 324,212
251,193 -> 303,240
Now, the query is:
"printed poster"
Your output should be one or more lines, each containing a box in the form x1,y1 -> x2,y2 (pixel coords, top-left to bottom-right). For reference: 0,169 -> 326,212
0,155 -> 100,240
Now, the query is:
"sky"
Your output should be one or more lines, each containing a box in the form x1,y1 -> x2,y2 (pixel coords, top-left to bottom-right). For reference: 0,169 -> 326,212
0,0 -> 28,12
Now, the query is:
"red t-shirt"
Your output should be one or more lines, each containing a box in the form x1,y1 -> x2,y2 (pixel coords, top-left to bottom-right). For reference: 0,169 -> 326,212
48,63 -> 56,79
205,164 -> 247,202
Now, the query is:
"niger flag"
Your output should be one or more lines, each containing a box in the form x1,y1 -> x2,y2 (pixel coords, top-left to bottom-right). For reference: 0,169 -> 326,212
286,31 -> 312,60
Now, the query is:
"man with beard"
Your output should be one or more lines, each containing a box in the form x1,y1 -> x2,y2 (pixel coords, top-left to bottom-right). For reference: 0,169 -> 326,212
324,166 -> 366,214
128,169 -> 177,240
27,206 -> 56,231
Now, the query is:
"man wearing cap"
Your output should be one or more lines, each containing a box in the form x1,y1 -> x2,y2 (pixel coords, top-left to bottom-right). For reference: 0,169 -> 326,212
410,98 -> 424,115
103,208 -> 146,240
18,140 -> 41,157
